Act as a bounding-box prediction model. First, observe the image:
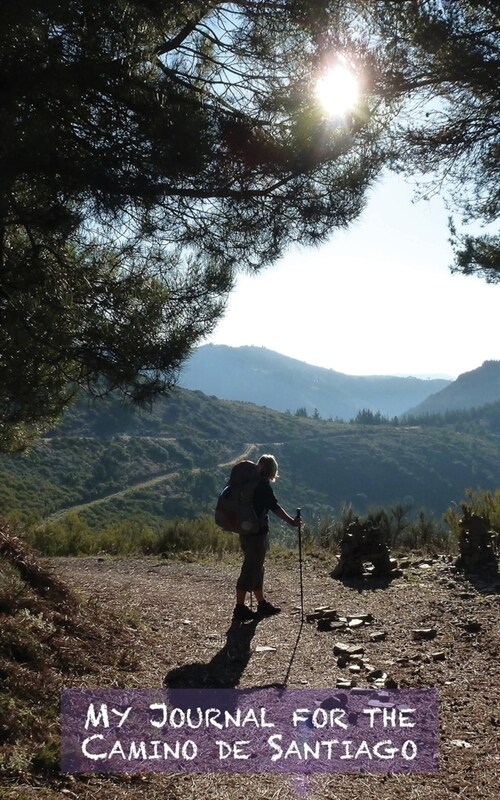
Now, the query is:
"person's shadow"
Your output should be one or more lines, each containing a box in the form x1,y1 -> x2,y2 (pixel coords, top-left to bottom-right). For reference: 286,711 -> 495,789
163,619 -> 258,689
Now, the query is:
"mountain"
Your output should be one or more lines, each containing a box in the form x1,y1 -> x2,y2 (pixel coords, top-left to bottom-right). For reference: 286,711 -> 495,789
2,386 -> 499,527
407,360 -> 500,416
178,345 -> 450,420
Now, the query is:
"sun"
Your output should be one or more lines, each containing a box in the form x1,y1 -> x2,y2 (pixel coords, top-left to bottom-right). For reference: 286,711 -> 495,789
314,64 -> 360,117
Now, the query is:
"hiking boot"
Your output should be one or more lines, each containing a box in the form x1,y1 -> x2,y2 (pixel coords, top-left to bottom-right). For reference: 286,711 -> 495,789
233,604 -> 257,622
257,600 -> 281,617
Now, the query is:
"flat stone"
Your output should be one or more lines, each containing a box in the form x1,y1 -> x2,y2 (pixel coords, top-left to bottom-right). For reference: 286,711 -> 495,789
370,631 -> 387,642
255,645 -> 277,653
317,618 -> 332,632
348,619 -> 365,629
349,664 -> 361,673
412,628 -> 437,640
322,609 -> 340,620
432,651 -> 446,662
346,613 -> 374,623
334,643 -> 365,657
336,680 -> 353,689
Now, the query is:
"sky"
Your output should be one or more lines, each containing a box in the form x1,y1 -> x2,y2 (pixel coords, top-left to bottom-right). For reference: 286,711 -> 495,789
205,172 -> 499,380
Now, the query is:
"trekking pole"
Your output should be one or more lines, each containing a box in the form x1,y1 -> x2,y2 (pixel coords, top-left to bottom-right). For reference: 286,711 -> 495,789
297,508 -> 304,623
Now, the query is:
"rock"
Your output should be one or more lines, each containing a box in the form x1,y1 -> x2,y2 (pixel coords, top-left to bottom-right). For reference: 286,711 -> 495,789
334,643 -> 365,657
348,618 -> 365,629
346,613 -> 374,623
462,620 -> 482,633
367,669 -> 386,681
349,664 -> 361,673
322,609 -> 340,620
317,618 -> 332,632
306,612 -> 323,622
255,645 -> 277,653
307,608 -> 339,622
370,631 -> 387,642
412,628 -> 437,640
385,677 -> 399,689
432,651 -> 446,662
336,679 -> 353,689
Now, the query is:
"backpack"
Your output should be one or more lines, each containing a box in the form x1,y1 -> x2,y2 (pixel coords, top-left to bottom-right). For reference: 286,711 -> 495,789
215,460 -> 262,535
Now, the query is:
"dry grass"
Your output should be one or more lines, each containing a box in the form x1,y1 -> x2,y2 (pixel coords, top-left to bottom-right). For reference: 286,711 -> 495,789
0,530 -> 499,799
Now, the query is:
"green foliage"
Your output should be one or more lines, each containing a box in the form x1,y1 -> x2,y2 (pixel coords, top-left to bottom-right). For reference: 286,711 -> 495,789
0,1 -> 388,448
310,503 -> 450,554
26,513 -> 242,559
3,2 -> 497,449
352,409 -> 389,425
1,387 -> 499,532
374,1 -> 499,277
444,488 -> 500,540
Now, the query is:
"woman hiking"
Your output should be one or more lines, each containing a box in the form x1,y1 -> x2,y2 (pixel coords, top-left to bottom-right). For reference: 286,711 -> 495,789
234,454 -> 301,622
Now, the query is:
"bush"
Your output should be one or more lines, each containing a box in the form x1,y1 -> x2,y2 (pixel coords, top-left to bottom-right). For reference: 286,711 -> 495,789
25,513 -> 241,558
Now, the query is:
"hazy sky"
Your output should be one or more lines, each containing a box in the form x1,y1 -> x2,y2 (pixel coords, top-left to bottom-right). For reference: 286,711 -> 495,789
205,173 -> 499,379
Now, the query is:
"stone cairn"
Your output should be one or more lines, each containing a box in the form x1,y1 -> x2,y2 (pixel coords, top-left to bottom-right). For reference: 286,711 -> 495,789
332,518 -> 401,580
455,508 -> 498,573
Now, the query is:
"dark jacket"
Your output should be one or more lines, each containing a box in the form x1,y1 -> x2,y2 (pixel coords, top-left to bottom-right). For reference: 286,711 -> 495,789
252,478 -> 279,534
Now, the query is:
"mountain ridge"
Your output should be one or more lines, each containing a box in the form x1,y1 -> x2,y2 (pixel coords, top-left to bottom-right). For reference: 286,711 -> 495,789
178,344 -> 451,419
408,360 -> 500,416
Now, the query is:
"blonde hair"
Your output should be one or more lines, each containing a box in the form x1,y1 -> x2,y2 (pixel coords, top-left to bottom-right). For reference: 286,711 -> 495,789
257,454 -> 279,482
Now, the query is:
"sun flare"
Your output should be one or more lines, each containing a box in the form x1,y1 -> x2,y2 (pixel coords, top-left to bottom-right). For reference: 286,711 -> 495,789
315,64 -> 360,116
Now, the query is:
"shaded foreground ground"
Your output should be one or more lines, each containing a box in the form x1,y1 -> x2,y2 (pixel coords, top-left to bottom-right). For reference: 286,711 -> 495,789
2,549 -> 500,799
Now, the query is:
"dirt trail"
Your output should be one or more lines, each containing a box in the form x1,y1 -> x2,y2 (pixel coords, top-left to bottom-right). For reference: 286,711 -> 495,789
40,551 -> 500,800
42,443 -> 259,523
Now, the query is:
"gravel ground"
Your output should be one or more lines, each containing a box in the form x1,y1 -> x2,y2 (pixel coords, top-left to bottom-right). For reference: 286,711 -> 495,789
3,550 -> 499,800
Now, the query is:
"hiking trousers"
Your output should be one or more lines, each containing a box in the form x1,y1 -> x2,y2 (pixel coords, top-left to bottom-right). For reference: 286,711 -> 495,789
236,531 -> 269,592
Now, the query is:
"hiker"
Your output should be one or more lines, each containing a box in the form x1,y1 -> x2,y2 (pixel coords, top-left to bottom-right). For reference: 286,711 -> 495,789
234,454 -> 301,622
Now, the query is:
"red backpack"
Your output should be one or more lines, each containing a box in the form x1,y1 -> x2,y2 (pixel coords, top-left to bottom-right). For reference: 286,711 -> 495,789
215,461 -> 262,535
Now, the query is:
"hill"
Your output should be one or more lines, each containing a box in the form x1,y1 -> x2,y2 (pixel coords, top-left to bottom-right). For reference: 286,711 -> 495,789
178,345 -> 450,420
1,387 -> 499,529
408,360 -> 500,416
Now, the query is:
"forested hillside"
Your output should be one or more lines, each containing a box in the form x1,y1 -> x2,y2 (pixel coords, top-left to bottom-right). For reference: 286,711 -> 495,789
1,388 -> 499,531
409,360 -> 500,415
